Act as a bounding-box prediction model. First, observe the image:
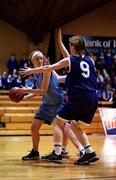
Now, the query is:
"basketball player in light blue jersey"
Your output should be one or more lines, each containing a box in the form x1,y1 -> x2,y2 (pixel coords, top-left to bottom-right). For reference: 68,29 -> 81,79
15,50 -> 69,160
20,30 -> 99,165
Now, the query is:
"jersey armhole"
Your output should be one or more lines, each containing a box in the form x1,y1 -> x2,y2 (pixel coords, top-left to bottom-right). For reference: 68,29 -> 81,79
90,57 -> 95,65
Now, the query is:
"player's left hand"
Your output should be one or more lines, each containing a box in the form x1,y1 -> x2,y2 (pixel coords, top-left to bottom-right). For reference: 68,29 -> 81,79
19,68 -> 34,77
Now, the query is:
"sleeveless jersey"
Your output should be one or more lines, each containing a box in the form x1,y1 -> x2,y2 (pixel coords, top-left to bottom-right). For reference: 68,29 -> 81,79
65,55 -> 97,96
34,72 -> 64,105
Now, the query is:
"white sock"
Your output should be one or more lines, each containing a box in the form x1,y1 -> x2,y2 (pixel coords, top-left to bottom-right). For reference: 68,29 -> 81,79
84,145 -> 93,153
79,147 -> 85,154
54,142 -> 62,155
81,148 -> 85,154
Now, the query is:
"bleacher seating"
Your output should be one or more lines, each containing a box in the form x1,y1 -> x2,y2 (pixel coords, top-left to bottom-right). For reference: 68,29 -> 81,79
0,91 -> 105,135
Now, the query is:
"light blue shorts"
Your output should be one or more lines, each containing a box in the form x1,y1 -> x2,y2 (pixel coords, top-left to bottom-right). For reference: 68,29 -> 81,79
34,103 -> 63,125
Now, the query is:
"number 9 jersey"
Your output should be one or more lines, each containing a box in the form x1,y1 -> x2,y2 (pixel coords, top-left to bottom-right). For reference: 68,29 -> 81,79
65,55 -> 97,96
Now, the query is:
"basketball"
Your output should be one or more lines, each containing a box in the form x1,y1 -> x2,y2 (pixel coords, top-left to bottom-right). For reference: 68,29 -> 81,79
8,88 -> 24,103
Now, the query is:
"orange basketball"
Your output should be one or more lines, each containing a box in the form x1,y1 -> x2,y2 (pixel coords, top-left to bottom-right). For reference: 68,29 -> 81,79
8,88 -> 24,103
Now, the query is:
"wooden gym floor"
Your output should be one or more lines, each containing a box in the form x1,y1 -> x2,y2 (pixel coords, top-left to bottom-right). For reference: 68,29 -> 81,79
0,134 -> 116,180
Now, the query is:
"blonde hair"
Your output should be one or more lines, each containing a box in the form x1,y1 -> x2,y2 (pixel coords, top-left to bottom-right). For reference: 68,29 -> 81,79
29,50 -> 44,62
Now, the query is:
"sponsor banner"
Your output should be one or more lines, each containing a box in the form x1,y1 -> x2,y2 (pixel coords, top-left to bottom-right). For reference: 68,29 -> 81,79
99,108 -> 116,135
63,35 -> 116,54
84,36 -> 116,54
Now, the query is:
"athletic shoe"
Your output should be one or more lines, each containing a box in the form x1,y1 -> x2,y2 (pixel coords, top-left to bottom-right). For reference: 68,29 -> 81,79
22,149 -> 39,160
74,152 -> 99,165
41,150 -> 62,162
78,150 -> 85,158
88,152 -> 99,163
61,151 -> 70,158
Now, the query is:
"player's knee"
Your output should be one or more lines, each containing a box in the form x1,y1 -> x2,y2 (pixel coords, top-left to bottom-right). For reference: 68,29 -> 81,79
71,120 -> 84,134
52,117 -> 66,128
31,124 -> 36,132
31,121 -> 41,132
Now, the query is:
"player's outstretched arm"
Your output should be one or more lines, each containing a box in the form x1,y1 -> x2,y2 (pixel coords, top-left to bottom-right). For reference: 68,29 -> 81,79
19,57 -> 69,76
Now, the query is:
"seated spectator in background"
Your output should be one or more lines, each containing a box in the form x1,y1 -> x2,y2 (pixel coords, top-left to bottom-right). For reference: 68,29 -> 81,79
103,69 -> 111,91
102,89 -> 113,102
12,69 -> 18,87
7,53 -> 18,75
104,49 -> 113,77
19,53 -> 29,69
96,70 -> 105,101
5,74 -> 13,90
96,68 -> 114,102
112,54 -> 116,76
12,69 -> 18,79
95,52 -> 105,71
21,63 -> 29,86
0,75 -> 3,90
24,75 -> 35,89
13,75 -> 22,88
1,71 -> 7,89
102,69 -> 113,101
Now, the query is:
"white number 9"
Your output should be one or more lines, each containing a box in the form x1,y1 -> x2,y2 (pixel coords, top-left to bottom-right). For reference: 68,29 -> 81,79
80,61 -> 90,78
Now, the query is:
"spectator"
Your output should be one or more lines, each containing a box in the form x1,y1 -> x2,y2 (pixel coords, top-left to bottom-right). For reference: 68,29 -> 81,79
102,90 -> 113,101
7,53 -> 18,74
95,52 -> 105,71
13,75 -> 22,88
96,70 -> 105,101
1,71 -> 7,89
104,49 -> 113,77
24,75 -> 35,89
0,75 -> 3,90
112,54 -> 116,76
12,69 -> 18,79
102,69 -> 113,101
19,53 -> 29,69
5,74 -> 13,90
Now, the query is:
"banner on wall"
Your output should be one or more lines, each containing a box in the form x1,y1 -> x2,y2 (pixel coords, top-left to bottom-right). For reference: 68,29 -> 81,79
99,108 -> 116,135
84,36 -> 116,54
63,35 -> 116,54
